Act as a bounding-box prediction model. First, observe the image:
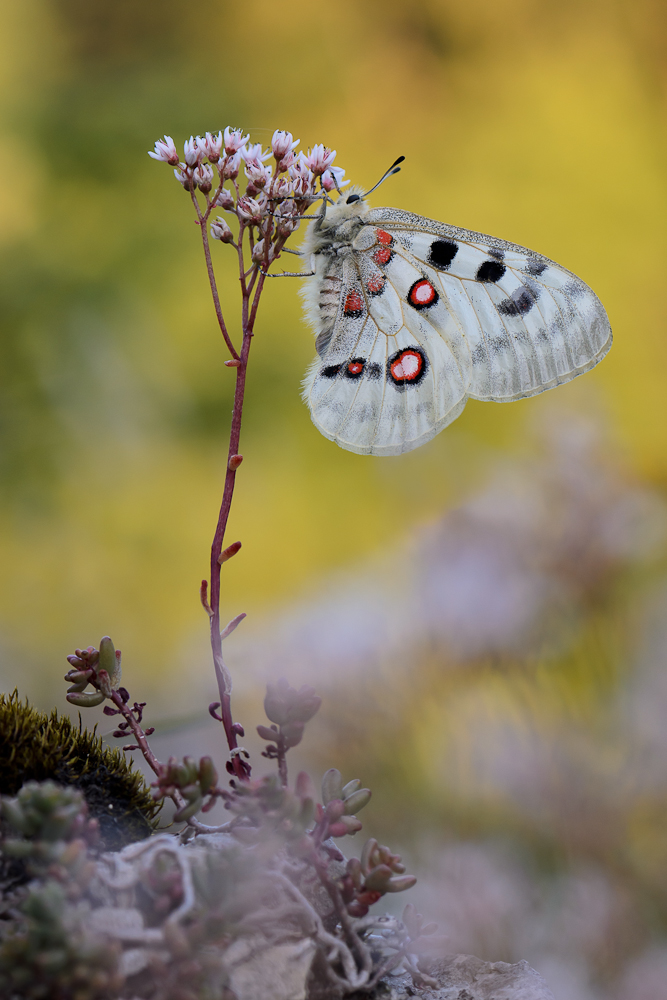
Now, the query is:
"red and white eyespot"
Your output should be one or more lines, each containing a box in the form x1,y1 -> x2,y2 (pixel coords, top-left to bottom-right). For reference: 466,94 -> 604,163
387,347 -> 427,387
407,278 -> 438,310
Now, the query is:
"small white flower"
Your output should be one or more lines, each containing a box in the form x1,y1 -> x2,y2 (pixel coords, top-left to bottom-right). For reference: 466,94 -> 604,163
196,131 -> 223,162
276,151 -> 296,173
244,159 -> 272,189
173,167 -> 192,190
271,130 -> 300,159
251,238 -> 267,263
183,136 -> 201,168
272,178 -> 294,200
322,165 -> 350,192
193,163 -> 214,193
242,142 -> 272,164
223,127 -> 250,155
274,201 -> 300,237
305,144 -> 336,175
148,135 -> 179,165
221,151 -> 242,181
237,195 -> 268,224
215,188 -> 235,210
211,217 -> 234,243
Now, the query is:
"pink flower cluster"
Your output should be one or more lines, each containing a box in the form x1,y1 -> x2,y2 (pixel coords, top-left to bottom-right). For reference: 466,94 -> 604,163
149,128 -> 348,267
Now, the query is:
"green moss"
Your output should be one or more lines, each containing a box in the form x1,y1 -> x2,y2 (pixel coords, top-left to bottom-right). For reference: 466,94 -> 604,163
0,691 -> 159,849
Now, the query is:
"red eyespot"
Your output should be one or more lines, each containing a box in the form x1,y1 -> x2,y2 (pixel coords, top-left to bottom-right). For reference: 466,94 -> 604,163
348,361 -> 363,375
366,274 -> 386,296
390,350 -> 423,381
387,348 -> 427,387
408,279 -> 438,309
372,246 -> 393,266
344,291 -> 364,317
376,229 -> 393,246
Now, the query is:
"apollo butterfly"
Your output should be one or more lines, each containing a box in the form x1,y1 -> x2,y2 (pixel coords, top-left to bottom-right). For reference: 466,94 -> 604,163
299,164 -> 612,456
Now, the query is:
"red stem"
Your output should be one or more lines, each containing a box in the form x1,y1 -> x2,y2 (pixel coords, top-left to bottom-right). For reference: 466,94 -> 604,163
190,186 -> 240,361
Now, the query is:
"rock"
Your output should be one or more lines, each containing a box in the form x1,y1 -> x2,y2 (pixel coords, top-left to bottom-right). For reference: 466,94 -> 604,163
373,954 -> 554,1000
224,934 -> 318,1000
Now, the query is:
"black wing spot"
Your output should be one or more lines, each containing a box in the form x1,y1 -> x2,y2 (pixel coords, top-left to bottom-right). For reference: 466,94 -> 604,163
525,259 -> 547,276
488,248 -> 505,260
497,286 -> 539,316
476,260 -> 506,283
428,239 -> 458,270
366,362 -> 382,379
321,364 -> 342,378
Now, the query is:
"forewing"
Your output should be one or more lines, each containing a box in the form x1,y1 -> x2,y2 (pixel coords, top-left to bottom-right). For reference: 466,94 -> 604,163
366,208 -> 612,401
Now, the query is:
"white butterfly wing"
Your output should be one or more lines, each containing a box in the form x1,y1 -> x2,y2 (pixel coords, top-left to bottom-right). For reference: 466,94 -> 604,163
302,255 -> 468,456
367,208 -> 612,402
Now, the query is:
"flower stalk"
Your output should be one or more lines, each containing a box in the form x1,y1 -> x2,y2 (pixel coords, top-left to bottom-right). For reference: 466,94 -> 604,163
149,129 -> 348,778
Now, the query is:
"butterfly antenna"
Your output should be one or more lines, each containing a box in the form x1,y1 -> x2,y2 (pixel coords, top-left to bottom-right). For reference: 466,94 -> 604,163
362,156 -> 405,198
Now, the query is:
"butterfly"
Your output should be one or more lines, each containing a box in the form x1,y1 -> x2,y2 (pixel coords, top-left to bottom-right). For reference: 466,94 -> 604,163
299,163 -> 612,456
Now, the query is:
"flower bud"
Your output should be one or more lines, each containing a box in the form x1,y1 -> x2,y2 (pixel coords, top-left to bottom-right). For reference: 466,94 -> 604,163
251,239 -> 266,264
276,151 -> 296,173
215,188 -> 235,210
148,135 -> 180,166
281,720 -> 304,748
257,724 -> 278,742
211,217 -> 233,243
194,164 -> 214,193
290,687 -> 321,722
342,778 -> 360,798
237,195 -> 267,225
221,152 -> 242,180
174,168 -> 193,191
183,136 -> 201,168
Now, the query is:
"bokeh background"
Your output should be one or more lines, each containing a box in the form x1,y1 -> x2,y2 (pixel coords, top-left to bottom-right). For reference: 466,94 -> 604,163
1,1 -> 667,996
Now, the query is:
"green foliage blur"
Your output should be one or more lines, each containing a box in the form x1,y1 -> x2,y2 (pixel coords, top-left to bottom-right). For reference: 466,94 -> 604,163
0,0 -> 665,705
3,8 -> 667,992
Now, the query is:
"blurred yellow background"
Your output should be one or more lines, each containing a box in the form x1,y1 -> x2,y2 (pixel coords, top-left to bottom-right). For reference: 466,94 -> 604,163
1,1 -> 667,994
